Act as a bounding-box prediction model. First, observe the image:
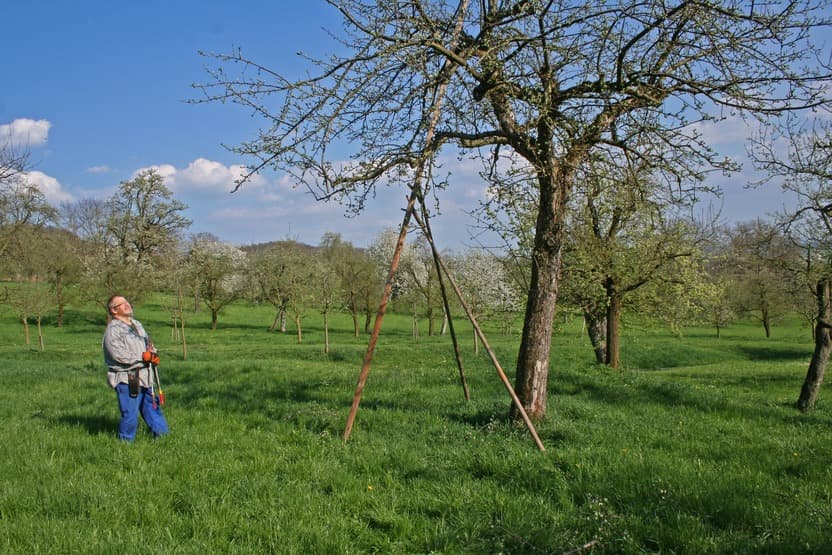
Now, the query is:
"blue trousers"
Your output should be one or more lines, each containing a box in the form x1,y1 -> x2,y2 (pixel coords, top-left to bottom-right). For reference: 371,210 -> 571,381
115,383 -> 169,441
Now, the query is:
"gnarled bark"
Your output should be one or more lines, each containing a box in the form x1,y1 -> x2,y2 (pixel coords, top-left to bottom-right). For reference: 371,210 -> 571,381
797,279 -> 832,411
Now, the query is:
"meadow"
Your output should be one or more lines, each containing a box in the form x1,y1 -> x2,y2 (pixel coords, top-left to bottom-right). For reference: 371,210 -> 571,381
1,298 -> 831,554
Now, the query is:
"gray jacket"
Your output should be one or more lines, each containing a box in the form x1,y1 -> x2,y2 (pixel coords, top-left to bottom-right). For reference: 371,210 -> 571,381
103,318 -> 153,389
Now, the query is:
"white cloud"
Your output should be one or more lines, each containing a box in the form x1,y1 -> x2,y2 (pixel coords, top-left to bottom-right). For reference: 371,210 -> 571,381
86,165 -> 112,174
690,114 -> 756,152
137,158 -> 267,194
24,170 -> 74,204
0,118 -> 51,147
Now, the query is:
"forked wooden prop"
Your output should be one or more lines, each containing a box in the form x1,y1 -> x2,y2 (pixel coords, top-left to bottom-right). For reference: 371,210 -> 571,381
412,208 -> 546,452
343,0 -> 470,442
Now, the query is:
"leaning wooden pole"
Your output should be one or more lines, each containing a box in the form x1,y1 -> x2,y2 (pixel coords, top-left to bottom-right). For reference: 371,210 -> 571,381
343,0 -> 471,442
343,189 -> 418,442
416,199 -> 470,401
413,210 -> 547,452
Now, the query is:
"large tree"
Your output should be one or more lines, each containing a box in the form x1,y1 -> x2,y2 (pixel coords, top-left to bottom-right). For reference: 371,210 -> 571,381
186,234 -> 246,330
563,152 -> 710,367
108,169 -> 191,266
0,177 -> 56,264
750,115 -> 832,410
725,220 -> 801,337
198,0 -> 830,419
319,232 -> 377,336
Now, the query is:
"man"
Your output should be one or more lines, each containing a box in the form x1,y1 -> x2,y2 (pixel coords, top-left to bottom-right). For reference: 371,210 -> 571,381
102,295 -> 169,441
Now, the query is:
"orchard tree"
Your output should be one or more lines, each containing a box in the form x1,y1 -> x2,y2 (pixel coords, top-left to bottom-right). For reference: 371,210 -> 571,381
187,234 -> 246,330
750,115 -> 832,410
198,0 -> 831,419
1,225 -> 56,350
563,153 -> 710,368
60,198 -> 127,310
4,282 -> 52,350
314,236 -> 343,353
0,177 -> 56,264
246,240 -> 315,338
367,228 -> 417,306
39,228 -> 83,327
403,235 -> 443,337
726,220 -> 800,338
452,248 -> 522,352
247,243 -> 293,332
319,232 -> 377,336
108,169 -> 191,265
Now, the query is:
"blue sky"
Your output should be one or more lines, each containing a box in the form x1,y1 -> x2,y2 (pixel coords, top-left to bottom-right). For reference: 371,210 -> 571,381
2,1 -> 795,250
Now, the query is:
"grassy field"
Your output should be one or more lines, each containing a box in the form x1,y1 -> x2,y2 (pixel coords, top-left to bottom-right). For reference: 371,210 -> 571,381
1,298 -> 831,554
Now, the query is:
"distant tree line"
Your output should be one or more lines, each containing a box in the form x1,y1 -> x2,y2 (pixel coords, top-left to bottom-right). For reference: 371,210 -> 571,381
0,165 -> 818,367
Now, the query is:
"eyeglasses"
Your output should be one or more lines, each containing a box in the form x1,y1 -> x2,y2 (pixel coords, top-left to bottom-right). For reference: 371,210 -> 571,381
109,301 -> 128,310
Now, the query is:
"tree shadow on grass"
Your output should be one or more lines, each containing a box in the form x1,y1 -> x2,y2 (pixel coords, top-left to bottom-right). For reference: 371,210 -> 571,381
56,414 -> 118,435
557,371 -> 832,430
733,344 -> 809,362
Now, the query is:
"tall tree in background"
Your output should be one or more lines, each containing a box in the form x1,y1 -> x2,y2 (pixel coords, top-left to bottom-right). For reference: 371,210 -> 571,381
0,177 -> 56,264
108,169 -> 191,265
198,0 -> 830,419
186,235 -> 246,330
750,115 -> 832,410
319,232 -> 376,336
60,198 -> 124,310
564,153 -> 707,368
61,170 -> 191,309
101,169 -> 191,303
314,237 -> 343,353
726,221 -> 799,338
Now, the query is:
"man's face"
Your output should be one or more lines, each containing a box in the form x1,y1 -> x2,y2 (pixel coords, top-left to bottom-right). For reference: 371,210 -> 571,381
109,297 -> 133,318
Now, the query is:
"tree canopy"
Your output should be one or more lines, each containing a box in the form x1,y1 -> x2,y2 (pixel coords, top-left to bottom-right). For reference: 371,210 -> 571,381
198,0 -> 831,419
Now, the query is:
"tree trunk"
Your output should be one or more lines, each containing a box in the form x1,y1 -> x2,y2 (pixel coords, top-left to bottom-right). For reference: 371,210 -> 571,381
22,316 -> 30,345
269,310 -> 280,332
762,302 -> 771,338
55,275 -> 64,328
797,279 -> 832,411
584,310 -> 607,364
181,315 -> 188,361
605,279 -> 622,369
511,171 -> 567,421
295,315 -> 302,343
351,308 -> 360,337
324,311 -> 330,354
428,308 -> 436,336
211,309 -> 218,330
37,316 -> 45,351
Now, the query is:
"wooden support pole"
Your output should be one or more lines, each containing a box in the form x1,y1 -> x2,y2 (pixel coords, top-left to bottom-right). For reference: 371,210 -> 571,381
416,200 -> 470,401
413,210 -> 547,452
343,0 -> 470,441
343,189 -> 418,442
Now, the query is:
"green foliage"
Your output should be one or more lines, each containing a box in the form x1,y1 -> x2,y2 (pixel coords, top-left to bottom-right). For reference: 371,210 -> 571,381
1,299 -> 830,553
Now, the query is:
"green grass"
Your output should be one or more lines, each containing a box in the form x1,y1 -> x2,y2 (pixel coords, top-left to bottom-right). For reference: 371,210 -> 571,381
1,299 -> 831,554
